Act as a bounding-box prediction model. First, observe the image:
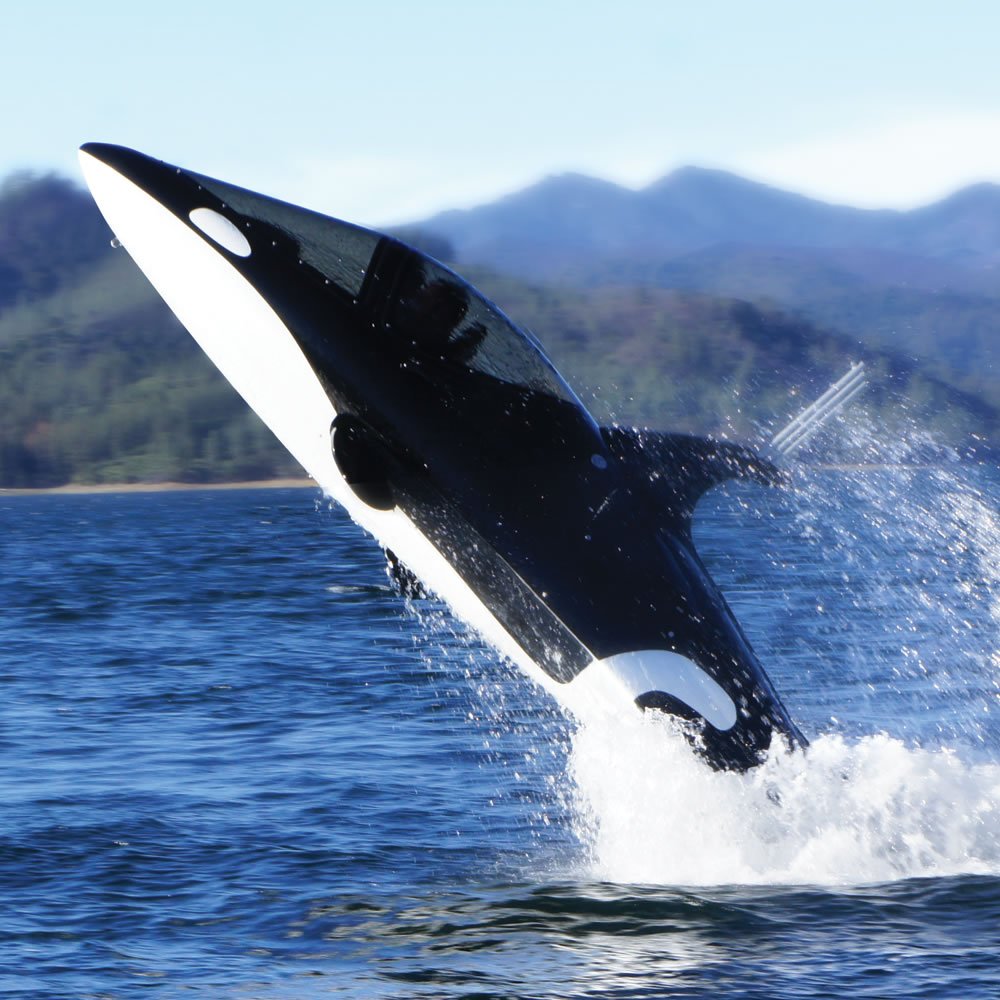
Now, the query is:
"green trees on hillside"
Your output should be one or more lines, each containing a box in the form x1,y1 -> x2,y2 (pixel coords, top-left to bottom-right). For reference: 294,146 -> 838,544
0,304 -> 300,486
0,174 -> 994,489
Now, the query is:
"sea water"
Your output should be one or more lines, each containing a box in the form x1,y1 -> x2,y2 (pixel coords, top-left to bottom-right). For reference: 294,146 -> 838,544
0,458 -> 997,998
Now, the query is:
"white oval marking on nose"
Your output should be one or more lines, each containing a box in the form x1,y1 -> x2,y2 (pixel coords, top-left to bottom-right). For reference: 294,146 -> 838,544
189,207 -> 251,257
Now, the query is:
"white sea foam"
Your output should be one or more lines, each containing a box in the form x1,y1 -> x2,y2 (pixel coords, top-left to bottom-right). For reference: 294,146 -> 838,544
567,691 -> 1000,888
565,430 -> 1000,888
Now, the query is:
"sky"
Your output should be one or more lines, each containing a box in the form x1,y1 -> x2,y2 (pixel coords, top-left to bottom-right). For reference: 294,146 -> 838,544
6,0 -> 1000,226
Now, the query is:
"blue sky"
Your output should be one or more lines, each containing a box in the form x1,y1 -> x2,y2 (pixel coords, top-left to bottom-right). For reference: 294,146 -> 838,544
7,1 -> 1000,225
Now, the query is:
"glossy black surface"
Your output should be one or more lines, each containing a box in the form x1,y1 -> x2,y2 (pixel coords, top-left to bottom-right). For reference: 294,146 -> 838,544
81,143 -> 806,769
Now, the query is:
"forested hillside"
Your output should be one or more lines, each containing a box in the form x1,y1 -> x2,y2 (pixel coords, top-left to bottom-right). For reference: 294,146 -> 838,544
0,172 -> 995,488
0,173 -> 300,486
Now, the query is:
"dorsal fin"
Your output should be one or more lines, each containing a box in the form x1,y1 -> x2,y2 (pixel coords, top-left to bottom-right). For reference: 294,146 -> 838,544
602,426 -> 787,522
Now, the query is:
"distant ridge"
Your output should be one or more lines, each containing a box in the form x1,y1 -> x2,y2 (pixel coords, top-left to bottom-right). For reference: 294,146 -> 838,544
422,165 -> 1000,271
420,166 -> 1000,399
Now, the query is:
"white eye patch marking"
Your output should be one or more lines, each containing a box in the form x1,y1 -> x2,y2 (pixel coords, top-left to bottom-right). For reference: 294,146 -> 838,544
189,207 -> 251,257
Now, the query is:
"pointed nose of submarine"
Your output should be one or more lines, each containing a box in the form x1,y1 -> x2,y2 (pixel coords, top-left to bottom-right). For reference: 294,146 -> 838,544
79,142 -> 160,177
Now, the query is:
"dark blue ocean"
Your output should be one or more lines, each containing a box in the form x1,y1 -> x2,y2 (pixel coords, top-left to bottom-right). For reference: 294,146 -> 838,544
2,461 -> 998,998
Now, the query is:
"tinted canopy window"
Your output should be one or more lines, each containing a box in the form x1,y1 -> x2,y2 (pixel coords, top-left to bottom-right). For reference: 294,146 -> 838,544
384,250 -> 581,405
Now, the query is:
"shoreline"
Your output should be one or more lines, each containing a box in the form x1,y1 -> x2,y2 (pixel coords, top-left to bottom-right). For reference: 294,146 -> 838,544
0,478 -> 318,497
0,462 -> 982,498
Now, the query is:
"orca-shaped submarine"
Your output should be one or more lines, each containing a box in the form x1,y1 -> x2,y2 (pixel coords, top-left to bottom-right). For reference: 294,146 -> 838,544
79,142 -> 808,771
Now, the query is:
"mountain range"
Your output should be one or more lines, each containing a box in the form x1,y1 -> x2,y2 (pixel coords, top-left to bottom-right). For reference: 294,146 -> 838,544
425,166 -> 1000,270
421,168 -> 1000,403
0,166 -> 995,488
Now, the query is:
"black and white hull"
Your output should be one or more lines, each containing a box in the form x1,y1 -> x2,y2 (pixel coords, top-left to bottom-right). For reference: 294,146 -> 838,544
79,143 -> 806,771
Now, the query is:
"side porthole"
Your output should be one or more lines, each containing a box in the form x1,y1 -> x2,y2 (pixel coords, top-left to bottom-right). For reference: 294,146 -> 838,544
188,207 -> 252,257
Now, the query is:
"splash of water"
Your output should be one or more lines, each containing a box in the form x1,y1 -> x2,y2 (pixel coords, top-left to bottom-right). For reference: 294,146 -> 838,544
394,407 -> 999,887
782,417 -> 1000,748
568,713 -> 1000,886
566,414 -> 1000,886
